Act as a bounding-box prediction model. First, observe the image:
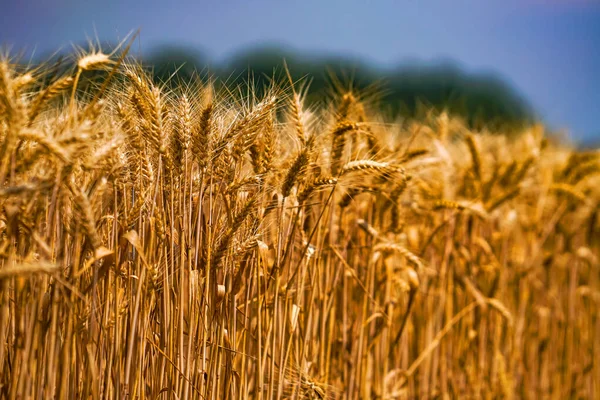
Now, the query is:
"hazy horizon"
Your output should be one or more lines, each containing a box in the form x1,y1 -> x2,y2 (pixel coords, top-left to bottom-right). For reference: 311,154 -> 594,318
2,0 -> 599,142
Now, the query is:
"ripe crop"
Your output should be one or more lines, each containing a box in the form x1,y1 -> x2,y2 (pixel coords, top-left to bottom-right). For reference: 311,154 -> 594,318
0,45 -> 598,399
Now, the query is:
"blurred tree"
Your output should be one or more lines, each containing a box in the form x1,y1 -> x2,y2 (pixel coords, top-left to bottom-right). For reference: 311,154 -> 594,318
148,45 -> 535,129
145,45 -> 210,84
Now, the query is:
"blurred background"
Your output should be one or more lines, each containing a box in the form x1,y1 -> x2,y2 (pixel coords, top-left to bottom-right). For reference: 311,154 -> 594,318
2,0 -> 599,145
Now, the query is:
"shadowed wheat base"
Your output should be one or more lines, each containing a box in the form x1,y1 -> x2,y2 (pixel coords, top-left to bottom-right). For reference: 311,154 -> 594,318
0,46 -> 599,399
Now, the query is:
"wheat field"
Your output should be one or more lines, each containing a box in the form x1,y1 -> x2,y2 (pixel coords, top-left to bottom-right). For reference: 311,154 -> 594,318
0,45 -> 599,399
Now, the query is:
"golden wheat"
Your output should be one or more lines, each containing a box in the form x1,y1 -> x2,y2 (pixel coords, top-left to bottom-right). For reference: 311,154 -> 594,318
0,45 -> 598,400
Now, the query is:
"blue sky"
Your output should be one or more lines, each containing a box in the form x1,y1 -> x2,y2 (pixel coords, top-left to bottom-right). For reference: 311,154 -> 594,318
2,0 -> 599,142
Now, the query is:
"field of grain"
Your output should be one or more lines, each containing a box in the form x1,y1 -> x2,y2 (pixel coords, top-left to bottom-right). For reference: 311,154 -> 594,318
0,47 -> 599,399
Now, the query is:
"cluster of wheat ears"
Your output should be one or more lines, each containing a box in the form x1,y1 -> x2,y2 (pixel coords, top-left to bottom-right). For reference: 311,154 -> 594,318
0,43 -> 598,400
